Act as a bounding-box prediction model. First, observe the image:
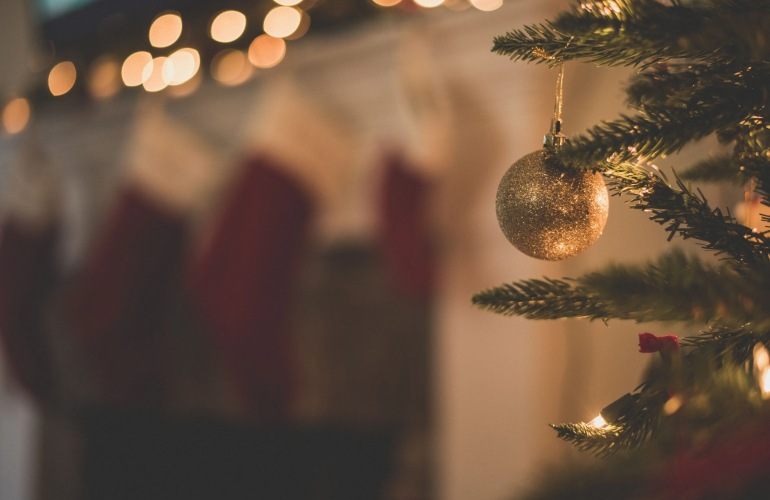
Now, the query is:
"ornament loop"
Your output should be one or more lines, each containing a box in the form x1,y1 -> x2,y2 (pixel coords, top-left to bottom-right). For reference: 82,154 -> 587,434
543,37 -> 573,150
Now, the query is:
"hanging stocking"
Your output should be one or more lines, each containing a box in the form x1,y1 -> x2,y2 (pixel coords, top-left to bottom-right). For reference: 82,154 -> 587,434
66,102 -> 226,406
378,151 -> 437,299
380,28 -> 454,299
0,136 -> 60,404
189,77 -> 353,421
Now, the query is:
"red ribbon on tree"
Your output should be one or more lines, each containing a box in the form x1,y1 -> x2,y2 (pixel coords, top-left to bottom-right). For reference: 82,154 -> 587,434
639,332 -> 679,353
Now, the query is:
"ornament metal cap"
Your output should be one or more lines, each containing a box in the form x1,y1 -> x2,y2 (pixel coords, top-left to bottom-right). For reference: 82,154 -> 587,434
544,118 -> 567,150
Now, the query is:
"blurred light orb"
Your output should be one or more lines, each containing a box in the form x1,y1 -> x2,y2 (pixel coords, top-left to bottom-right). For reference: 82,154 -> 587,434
285,11 -> 310,40
210,10 -> 247,43
149,13 -> 183,48
122,51 -> 153,87
142,56 -> 170,92
211,49 -> 253,86
168,71 -> 202,98
248,35 -> 286,68
371,0 -> 402,5
88,56 -> 121,99
164,48 -> 200,85
470,0 -> 502,11
263,6 -> 302,38
2,98 -> 31,134
273,0 -> 303,5
48,61 -> 77,96
414,0 -> 445,7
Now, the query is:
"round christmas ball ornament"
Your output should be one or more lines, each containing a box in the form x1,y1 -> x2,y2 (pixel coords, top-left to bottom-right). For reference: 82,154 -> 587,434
495,148 -> 609,260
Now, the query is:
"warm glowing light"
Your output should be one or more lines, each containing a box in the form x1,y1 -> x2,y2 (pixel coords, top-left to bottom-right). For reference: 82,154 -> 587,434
371,0 -> 402,6
142,57 -> 170,92
2,98 -> 31,134
274,0 -> 303,5
588,415 -> 607,428
470,0 -> 502,11
414,0 -> 445,7
285,12 -> 311,40
48,61 -> 77,96
663,395 -> 683,415
164,48 -> 200,85
761,367 -> 770,398
210,10 -> 247,43
122,51 -> 153,87
149,13 -> 183,48
168,71 -> 202,98
755,343 -> 770,370
263,6 -> 302,38
211,49 -> 252,87
248,35 -> 286,68
88,56 -> 121,99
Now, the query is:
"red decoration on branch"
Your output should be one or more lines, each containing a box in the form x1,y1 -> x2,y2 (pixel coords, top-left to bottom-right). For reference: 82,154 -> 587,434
639,332 -> 679,353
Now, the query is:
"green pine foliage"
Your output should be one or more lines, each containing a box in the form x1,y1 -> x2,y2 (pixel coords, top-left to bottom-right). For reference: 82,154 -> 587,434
474,0 -> 770,487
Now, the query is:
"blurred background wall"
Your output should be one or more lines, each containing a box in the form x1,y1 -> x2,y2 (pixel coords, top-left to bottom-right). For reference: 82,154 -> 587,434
0,1 -> 723,499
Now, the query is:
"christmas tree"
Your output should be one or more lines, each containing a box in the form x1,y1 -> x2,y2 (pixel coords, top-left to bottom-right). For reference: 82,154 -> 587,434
472,0 -> 770,497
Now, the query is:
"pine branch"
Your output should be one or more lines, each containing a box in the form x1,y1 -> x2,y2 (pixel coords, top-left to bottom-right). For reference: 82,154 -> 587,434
492,0 -> 770,67
551,387 -> 665,456
682,324 -> 767,364
584,160 -> 770,266
471,278 -> 609,321
680,154 -> 746,184
625,62 -> 770,119
577,250 -> 766,326
473,250 -> 770,326
559,88 -> 758,164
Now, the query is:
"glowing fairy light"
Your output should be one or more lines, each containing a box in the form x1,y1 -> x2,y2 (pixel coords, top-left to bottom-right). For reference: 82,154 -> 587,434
149,13 -> 183,48
588,415 -> 607,428
48,61 -> 77,96
210,10 -> 247,43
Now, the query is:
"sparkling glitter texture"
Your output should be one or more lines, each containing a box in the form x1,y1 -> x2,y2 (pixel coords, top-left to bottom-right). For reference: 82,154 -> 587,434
495,148 -> 609,260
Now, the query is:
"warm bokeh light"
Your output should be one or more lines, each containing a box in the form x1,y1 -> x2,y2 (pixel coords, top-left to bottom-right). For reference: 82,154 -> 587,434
122,51 -> 153,87
2,98 -> 31,134
149,13 -> 183,48
285,11 -> 311,40
88,56 -> 121,99
211,49 -> 252,86
662,395 -> 683,415
164,48 -> 200,85
274,0 -> 303,5
414,0 -> 445,7
470,0 -> 502,11
48,61 -> 77,96
588,415 -> 607,428
761,367 -> 770,399
142,56 -> 170,92
248,35 -> 286,68
263,6 -> 302,38
755,343 -> 770,371
168,71 -> 202,98
371,0 -> 402,6
210,10 -> 247,43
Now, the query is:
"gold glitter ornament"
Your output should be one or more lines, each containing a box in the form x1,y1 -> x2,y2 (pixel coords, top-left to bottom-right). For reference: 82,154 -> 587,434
495,148 -> 609,260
